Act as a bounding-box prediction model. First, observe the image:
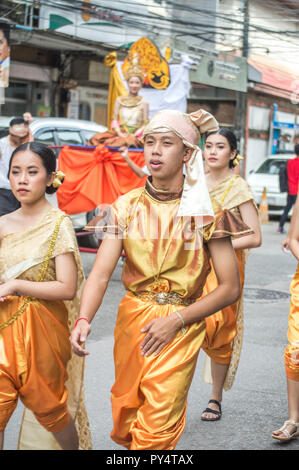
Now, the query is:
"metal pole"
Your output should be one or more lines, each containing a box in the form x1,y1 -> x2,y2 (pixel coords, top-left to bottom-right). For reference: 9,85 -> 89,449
239,0 -> 249,176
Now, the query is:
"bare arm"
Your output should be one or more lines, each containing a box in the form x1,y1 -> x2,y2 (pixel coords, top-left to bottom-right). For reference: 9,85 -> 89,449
282,188 -> 299,253
0,252 -> 78,301
70,235 -> 123,355
112,98 -> 126,137
121,147 -> 147,178
143,100 -> 149,124
231,200 -> 262,250
287,195 -> 299,260
140,237 -> 240,357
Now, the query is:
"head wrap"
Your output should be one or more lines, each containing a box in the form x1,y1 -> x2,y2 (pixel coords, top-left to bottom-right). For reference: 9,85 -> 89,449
143,109 -> 219,226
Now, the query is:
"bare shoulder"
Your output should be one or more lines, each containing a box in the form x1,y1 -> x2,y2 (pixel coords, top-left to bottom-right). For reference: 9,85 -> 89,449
0,210 -> 21,240
0,213 -> 11,240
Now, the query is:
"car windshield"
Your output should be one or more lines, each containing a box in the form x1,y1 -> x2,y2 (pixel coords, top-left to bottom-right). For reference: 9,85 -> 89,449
256,159 -> 287,175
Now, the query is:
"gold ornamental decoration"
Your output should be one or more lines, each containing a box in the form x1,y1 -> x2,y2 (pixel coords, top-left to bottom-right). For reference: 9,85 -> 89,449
82,0 -> 92,22
122,37 -> 170,90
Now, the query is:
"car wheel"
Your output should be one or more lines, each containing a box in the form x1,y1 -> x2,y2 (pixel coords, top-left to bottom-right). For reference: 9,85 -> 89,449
78,208 -> 101,249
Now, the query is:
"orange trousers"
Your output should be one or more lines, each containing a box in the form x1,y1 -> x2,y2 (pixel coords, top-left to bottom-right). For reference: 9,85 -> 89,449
202,250 -> 244,364
110,292 -> 206,450
284,265 -> 299,381
0,296 -> 71,432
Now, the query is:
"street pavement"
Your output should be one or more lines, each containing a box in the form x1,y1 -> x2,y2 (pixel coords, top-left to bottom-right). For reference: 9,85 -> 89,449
4,219 -> 299,450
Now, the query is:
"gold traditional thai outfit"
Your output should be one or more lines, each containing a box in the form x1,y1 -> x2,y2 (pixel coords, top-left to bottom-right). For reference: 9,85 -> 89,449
88,96 -> 147,148
284,264 -> 299,381
201,175 -> 257,390
94,178 -> 252,450
0,207 -> 92,450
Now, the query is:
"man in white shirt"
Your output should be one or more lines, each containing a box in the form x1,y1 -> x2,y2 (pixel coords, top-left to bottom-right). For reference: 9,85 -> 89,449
0,117 -> 31,216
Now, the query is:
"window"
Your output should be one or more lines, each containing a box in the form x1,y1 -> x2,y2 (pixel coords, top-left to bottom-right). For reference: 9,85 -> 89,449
256,159 -> 287,175
0,81 -> 30,116
82,129 -> 97,143
79,102 -> 91,121
34,130 -> 55,146
56,130 -> 83,145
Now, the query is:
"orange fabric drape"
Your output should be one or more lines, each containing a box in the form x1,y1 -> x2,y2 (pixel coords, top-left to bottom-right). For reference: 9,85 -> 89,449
284,264 -> 299,381
57,145 -> 146,215
202,249 -> 245,364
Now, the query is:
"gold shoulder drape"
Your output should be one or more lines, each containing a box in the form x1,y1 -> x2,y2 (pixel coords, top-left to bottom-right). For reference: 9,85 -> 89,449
202,174 -> 257,390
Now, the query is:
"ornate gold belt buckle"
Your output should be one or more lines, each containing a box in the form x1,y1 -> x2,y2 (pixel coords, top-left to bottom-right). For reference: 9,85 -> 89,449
155,292 -> 168,304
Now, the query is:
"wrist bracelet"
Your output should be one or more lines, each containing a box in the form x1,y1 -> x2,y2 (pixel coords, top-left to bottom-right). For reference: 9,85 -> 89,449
74,317 -> 90,328
174,311 -> 187,335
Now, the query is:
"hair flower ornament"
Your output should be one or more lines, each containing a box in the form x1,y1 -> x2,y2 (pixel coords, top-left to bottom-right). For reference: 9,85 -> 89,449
52,170 -> 65,188
233,154 -> 243,167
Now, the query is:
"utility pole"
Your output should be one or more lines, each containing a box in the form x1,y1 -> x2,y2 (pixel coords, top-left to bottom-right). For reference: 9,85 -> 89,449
237,0 -> 249,176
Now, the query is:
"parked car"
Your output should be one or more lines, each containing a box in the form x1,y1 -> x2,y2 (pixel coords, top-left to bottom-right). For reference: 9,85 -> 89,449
247,154 -> 294,216
0,116 -> 106,147
0,116 -> 107,247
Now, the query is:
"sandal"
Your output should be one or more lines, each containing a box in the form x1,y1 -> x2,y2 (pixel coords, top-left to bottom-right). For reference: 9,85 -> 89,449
201,399 -> 222,422
272,420 -> 299,441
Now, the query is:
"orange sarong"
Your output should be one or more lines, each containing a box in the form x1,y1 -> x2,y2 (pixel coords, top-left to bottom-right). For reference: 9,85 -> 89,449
0,296 -> 71,432
110,292 -> 206,450
202,249 -> 245,365
284,264 -> 299,381
57,145 -> 146,215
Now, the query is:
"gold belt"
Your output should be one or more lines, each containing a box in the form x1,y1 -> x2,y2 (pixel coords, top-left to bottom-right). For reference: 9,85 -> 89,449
134,291 -> 196,306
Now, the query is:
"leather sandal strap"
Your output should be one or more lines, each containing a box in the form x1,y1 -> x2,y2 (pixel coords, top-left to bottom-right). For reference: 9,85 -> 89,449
208,399 -> 222,412
278,420 -> 299,437
203,407 -> 221,416
287,419 -> 299,427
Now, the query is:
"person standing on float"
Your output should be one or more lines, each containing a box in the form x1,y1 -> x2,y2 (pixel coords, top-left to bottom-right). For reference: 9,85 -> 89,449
88,57 -> 149,149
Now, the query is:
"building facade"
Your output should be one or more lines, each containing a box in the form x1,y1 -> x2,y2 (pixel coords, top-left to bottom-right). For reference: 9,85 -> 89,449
0,0 -> 298,177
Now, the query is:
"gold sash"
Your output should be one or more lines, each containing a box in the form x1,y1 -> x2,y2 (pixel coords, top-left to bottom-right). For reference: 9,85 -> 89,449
0,215 -> 66,331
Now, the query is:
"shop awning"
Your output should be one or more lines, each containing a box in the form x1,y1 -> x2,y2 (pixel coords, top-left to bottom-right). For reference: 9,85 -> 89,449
248,54 -> 299,95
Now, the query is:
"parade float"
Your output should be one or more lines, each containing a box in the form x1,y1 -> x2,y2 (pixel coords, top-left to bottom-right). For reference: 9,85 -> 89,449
55,37 -> 191,249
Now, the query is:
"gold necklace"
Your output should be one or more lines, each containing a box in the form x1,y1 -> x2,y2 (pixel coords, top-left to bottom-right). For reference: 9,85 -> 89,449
141,190 -> 181,286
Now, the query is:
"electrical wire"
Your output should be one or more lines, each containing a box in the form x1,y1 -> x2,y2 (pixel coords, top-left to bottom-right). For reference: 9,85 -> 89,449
2,0 -> 299,56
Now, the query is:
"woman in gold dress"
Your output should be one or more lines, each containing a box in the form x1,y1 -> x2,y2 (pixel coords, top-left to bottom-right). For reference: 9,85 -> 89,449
272,195 -> 299,441
88,58 -> 149,149
0,142 -> 91,450
200,128 -> 262,421
71,109 -> 253,450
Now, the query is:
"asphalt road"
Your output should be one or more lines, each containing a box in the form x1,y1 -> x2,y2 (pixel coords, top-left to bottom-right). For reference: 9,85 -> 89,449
4,220 -> 299,450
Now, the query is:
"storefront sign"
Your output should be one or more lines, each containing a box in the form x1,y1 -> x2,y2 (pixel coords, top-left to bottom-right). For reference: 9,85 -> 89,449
270,103 -> 299,154
169,39 -> 247,93
39,1 -> 149,48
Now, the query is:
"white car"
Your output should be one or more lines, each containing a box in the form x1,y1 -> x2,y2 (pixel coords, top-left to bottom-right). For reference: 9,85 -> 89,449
0,116 -> 107,247
247,154 -> 294,216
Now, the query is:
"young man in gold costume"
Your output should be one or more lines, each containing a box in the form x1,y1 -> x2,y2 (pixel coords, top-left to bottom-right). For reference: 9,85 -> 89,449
71,108 -> 252,450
